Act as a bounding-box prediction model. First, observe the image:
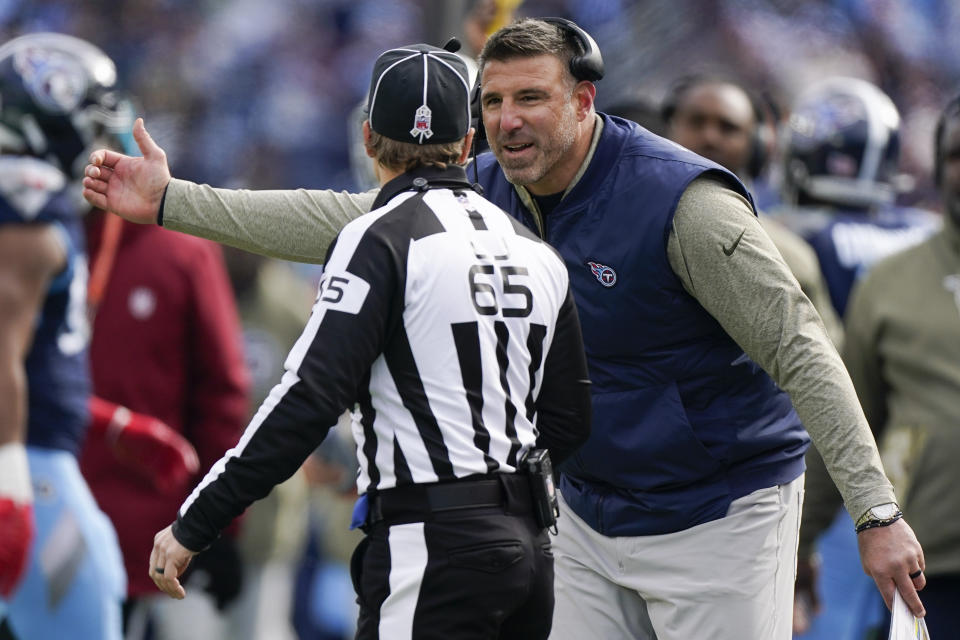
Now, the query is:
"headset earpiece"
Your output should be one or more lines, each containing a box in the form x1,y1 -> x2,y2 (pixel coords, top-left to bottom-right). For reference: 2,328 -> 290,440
541,17 -> 605,82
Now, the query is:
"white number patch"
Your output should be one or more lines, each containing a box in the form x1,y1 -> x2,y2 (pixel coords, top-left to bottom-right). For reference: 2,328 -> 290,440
315,272 -> 369,315
58,254 -> 90,355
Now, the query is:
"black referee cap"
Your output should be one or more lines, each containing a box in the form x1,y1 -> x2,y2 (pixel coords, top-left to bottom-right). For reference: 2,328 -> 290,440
367,43 -> 472,145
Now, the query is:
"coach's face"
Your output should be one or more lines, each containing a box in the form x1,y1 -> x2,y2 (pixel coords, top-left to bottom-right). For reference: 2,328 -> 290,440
481,54 -> 594,196
941,115 -> 960,227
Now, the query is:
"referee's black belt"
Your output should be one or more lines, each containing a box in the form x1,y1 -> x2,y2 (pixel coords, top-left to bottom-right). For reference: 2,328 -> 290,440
366,473 -> 533,527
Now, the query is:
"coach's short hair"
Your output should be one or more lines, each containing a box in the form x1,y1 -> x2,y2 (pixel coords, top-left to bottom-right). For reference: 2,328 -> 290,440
478,19 -> 578,87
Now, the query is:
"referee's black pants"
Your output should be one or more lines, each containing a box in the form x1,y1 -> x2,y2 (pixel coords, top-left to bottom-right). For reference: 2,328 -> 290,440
351,504 -> 553,639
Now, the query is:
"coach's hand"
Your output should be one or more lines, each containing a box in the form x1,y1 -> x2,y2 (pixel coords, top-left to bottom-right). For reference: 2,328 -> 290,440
83,118 -> 170,224
857,518 -> 926,618
149,524 -> 198,600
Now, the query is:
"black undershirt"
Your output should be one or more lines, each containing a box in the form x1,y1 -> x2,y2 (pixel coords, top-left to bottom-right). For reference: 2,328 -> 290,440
531,191 -> 564,217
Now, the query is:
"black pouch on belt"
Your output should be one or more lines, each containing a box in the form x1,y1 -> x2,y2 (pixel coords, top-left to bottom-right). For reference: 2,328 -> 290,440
519,448 -> 559,532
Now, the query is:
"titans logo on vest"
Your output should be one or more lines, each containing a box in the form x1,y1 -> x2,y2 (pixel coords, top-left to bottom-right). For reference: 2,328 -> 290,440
588,261 -> 617,287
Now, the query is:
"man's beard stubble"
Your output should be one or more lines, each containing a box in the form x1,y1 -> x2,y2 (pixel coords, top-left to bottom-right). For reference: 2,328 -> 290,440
495,107 -> 578,188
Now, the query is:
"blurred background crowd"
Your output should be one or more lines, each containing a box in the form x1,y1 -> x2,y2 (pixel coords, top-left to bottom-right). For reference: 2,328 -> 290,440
2,1 -> 959,639
4,0 -> 958,199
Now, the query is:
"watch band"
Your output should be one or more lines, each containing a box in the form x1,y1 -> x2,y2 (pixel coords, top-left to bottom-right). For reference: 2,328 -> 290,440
854,507 -> 903,534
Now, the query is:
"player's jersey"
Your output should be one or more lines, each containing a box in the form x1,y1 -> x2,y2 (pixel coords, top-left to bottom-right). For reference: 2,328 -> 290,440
0,156 -> 91,453
774,206 -> 941,316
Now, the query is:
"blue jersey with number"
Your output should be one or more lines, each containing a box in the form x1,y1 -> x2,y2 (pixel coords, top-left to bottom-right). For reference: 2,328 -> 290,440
806,208 -> 940,316
773,205 -> 941,316
0,157 -> 91,454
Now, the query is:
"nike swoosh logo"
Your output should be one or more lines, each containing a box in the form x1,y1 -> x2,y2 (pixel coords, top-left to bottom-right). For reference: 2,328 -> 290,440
722,229 -> 746,256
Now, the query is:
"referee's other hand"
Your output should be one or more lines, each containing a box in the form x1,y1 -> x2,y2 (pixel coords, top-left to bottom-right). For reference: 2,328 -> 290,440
149,524 -> 198,600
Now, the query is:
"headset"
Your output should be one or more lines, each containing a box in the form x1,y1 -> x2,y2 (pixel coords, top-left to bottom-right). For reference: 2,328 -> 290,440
543,17 -> 605,83
470,17 -> 604,142
660,74 -> 771,179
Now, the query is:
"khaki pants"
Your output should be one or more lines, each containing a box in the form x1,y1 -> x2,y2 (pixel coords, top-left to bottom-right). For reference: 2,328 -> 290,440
550,475 -> 804,640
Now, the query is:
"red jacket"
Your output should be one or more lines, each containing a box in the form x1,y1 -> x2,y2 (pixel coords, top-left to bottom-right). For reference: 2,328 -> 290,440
80,215 -> 250,596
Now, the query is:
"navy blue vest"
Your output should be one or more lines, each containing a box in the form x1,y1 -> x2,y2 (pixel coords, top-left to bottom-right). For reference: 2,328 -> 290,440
476,115 -> 809,536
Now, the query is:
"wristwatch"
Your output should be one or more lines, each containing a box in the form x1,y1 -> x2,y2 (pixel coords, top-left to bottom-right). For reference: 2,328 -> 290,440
855,502 -> 903,534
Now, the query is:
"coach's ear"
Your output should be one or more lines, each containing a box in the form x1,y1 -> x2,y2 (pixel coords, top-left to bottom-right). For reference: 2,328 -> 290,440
458,128 -> 476,165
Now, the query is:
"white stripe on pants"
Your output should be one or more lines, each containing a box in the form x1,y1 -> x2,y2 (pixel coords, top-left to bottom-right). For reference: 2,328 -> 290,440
378,523 -> 428,640
550,474 -> 804,640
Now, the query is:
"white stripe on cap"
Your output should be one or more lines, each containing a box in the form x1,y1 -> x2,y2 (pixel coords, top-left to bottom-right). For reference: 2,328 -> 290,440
430,54 -> 472,133
411,52 -> 432,143
369,51 -> 420,134
421,52 -> 429,106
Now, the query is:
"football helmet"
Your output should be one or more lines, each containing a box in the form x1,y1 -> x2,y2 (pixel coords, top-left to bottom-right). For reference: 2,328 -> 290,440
781,77 -> 901,209
0,33 -> 133,179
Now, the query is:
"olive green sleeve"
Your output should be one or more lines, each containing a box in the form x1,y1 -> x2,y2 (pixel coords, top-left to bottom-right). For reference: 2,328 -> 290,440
162,178 -> 378,264
666,175 -> 895,523
758,217 -> 845,350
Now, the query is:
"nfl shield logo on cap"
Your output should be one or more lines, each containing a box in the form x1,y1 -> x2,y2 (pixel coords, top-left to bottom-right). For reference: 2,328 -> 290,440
411,105 -> 434,141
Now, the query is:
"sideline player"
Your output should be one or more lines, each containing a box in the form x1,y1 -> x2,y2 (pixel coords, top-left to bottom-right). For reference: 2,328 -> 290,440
0,33 -> 126,639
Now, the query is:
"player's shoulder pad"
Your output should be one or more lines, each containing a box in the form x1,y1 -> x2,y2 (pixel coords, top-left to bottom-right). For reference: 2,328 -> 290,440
0,156 -> 69,224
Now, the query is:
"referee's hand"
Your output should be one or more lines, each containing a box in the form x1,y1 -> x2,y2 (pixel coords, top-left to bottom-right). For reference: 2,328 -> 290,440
149,524 -> 198,600
857,518 -> 926,618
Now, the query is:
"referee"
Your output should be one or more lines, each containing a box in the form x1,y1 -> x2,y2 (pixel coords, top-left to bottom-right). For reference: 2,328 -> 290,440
148,41 -> 592,640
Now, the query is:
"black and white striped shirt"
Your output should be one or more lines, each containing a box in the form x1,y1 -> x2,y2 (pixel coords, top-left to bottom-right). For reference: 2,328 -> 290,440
173,165 -> 591,551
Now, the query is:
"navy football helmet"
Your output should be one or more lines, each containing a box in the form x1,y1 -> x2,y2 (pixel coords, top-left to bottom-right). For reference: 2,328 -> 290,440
0,33 -> 133,179
781,77 -> 902,209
